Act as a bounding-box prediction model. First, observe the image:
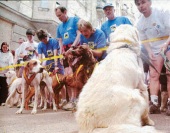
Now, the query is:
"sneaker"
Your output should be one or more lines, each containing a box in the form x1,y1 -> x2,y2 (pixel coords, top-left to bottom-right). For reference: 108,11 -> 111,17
59,100 -> 67,108
62,102 -> 76,111
72,99 -> 78,113
166,101 -> 170,116
149,102 -> 161,114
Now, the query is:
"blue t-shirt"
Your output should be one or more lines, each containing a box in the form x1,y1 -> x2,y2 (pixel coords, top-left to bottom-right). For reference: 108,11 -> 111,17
38,38 -> 59,67
80,29 -> 106,49
101,16 -> 132,40
56,17 -> 80,46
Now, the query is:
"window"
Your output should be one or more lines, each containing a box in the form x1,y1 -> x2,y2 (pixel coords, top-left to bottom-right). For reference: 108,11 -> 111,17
38,0 -> 49,11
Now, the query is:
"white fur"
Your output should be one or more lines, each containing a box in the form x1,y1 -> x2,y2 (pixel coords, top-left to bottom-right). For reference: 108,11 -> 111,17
76,25 -> 159,133
16,59 -> 57,114
5,70 -> 22,107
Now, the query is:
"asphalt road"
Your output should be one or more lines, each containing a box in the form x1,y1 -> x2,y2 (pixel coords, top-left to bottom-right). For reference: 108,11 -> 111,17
0,106 -> 170,133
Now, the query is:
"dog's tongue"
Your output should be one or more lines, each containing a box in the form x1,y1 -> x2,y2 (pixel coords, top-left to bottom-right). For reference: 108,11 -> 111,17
72,57 -> 82,66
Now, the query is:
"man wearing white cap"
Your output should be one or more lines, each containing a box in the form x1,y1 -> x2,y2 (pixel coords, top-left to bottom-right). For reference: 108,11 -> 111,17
101,3 -> 132,41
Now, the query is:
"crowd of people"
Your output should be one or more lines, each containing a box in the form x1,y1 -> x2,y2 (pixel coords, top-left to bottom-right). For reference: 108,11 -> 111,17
0,0 -> 170,115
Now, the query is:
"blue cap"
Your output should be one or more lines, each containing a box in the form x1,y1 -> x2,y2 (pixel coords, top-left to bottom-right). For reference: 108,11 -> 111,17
103,3 -> 114,10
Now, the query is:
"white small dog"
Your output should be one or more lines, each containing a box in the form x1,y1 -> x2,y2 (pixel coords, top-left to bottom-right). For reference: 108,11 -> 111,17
16,59 -> 57,114
76,25 -> 160,133
5,70 -> 22,108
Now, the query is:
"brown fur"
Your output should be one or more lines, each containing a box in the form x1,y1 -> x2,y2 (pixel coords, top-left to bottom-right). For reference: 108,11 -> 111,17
24,46 -> 97,110
16,59 -> 57,114
25,73 -> 66,109
64,45 -> 97,99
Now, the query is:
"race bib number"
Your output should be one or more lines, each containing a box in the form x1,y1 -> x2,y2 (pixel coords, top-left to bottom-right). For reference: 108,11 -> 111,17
28,50 -> 33,56
88,42 -> 95,49
47,50 -> 53,57
64,32 -> 69,39
110,25 -> 117,32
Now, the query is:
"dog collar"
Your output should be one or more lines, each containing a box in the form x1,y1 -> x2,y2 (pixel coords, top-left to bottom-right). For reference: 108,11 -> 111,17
76,64 -> 83,78
55,73 -> 60,84
8,77 -> 17,88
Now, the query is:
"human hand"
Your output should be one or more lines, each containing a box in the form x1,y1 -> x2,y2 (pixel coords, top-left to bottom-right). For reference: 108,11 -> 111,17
161,42 -> 168,52
53,67 -> 59,74
60,59 -> 63,65
34,51 -> 38,57
83,43 -> 87,45
148,51 -> 156,60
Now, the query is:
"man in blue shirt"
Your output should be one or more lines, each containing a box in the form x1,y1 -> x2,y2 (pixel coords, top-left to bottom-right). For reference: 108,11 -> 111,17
90,3 -> 132,60
101,3 -> 132,41
37,29 -> 64,74
55,6 -> 81,110
78,20 -> 106,50
37,29 -> 66,107
55,6 -> 81,53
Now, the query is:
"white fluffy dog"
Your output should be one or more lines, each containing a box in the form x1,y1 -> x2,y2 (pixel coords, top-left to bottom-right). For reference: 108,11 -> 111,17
76,25 -> 160,133
5,70 -> 22,108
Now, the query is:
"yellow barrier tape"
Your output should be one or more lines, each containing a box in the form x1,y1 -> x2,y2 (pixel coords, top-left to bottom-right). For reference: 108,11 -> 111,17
96,47 -> 108,51
0,36 -> 169,71
0,55 -> 63,71
141,36 -> 169,44
0,62 -> 27,71
97,36 -> 169,51
39,55 -> 63,62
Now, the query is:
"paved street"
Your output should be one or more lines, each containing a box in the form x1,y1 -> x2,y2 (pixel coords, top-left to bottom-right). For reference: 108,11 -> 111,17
0,106 -> 78,133
0,106 -> 170,133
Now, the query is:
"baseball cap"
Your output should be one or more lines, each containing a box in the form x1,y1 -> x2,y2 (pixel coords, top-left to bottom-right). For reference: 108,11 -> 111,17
103,3 -> 114,10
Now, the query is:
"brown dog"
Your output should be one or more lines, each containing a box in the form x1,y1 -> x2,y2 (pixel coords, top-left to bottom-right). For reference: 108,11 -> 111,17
23,46 -> 98,111
16,59 -> 57,114
39,73 -> 66,109
64,45 -> 97,101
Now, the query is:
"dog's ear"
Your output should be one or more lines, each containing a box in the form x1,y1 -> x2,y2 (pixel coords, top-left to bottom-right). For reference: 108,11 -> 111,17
33,61 -> 37,66
26,62 -> 30,68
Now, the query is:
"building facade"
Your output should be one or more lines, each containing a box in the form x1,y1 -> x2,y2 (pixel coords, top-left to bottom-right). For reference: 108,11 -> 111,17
0,0 -> 169,50
0,0 -> 96,50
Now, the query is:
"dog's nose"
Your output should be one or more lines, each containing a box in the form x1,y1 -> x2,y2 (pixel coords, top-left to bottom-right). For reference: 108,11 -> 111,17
39,67 -> 44,73
72,50 -> 76,55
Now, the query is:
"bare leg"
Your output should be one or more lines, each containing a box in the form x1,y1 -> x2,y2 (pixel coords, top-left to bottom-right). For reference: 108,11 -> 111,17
149,55 -> 163,102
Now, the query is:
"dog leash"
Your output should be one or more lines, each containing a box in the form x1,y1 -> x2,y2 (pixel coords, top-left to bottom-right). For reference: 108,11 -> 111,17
16,88 -> 22,94
140,50 -> 170,75
116,44 -> 168,75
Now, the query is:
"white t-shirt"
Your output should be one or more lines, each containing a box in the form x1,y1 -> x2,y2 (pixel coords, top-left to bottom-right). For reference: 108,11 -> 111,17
18,41 -> 38,59
135,7 -> 170,54
0,51 -> 14,77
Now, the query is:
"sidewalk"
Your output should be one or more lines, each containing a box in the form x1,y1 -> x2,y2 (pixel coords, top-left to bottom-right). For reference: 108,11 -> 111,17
0,106 -> 170,133
0,106 -> 78,133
